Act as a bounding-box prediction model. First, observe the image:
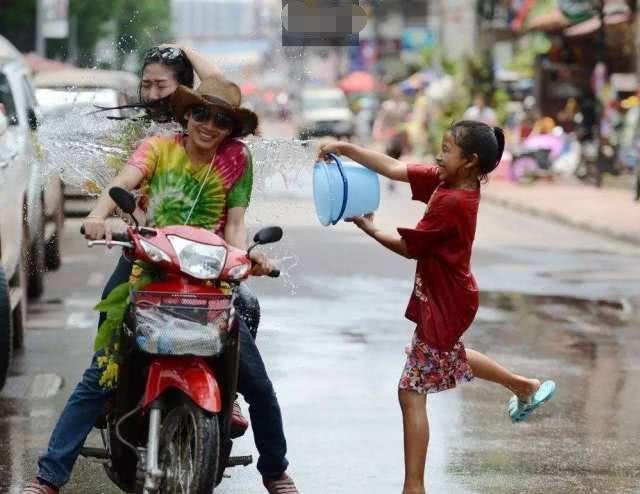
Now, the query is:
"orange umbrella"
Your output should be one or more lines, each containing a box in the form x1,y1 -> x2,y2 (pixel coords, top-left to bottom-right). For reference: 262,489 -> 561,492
338,71 -> 378,93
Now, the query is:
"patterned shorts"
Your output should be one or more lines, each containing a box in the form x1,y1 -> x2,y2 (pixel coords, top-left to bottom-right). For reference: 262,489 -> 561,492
399,333 -> 474,394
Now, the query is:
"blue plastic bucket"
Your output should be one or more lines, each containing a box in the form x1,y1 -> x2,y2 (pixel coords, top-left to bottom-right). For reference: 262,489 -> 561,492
313,153 -> 380,226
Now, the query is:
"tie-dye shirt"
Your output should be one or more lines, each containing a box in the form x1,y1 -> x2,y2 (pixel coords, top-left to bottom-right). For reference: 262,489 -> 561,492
128,133 -> 252,235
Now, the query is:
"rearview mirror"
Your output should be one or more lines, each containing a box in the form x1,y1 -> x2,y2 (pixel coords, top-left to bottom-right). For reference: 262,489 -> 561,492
253,226 -> 283,245
109,187 -> 136,214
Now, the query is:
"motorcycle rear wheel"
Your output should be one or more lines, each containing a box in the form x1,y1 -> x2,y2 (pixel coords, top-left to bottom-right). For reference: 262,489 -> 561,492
151,402 -> 219,494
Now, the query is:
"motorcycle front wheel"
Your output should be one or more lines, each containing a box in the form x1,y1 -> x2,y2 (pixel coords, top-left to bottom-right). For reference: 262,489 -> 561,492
153,402 -> 220,494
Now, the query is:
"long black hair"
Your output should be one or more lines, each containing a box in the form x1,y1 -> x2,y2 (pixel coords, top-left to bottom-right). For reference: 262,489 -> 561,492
449,120 -> 505,182
92,47 -> 195,122
138,46 -> 195,101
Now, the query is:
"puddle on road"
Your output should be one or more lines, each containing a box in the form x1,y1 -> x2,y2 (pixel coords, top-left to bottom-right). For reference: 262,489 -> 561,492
480,291 -> 631,328
1,288 -> 639,492
452,291 -> 640,493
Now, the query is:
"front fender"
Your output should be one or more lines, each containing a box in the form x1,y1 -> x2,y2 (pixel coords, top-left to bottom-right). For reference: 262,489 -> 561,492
142,357 -> 221,413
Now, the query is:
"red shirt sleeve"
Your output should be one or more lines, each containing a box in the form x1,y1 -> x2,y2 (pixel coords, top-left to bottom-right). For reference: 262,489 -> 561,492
398,193 -> 455,259
407,163 -> 441,203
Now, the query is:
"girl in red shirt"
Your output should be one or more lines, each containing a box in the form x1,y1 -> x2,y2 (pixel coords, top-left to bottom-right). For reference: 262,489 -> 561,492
319,121 -> 556,494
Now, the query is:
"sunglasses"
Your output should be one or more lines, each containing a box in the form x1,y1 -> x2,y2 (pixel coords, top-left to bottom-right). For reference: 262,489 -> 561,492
190,105 -> 236,129
145,47 -> 183,63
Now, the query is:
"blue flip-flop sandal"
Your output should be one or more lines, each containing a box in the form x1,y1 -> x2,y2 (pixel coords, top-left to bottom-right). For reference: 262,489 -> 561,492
508,380 -> 556,423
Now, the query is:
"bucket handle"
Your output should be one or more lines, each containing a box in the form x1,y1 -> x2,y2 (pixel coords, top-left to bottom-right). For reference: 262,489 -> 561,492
326,153 -> 348,225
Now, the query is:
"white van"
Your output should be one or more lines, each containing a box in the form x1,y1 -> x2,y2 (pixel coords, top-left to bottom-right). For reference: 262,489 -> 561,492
0,35 -> 65,389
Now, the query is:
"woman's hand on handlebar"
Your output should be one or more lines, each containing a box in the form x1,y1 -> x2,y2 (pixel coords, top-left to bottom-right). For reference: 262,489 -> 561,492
249,251 -> 273,277
82,216 -> 113,247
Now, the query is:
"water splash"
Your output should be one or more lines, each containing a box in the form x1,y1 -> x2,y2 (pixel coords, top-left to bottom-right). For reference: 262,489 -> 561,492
269,255 -> 299,295
245,134 -> 316,196
36,105 -> 319,292
37,106 -> 317,199
37,106 -> 179,194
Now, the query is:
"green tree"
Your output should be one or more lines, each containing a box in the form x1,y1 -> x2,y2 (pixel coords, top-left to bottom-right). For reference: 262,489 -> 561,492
112,0 -> 171,70
68,0 -> 118,65
0,0 -> 37,52
465,50 -> 495,101
0,0 -> 170,69
71,0 -> 170,69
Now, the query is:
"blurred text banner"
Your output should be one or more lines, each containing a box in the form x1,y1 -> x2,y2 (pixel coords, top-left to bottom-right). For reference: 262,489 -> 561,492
282,0 -> 368,46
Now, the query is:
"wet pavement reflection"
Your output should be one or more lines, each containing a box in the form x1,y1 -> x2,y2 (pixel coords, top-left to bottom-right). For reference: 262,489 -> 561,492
2,201 -> 640,493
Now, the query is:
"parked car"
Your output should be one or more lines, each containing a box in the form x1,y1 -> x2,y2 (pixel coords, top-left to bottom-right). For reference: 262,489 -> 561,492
296,87 -> 355,139
34,68 -> 138,117
0,35 -> 65,388
33,68 -> 139,211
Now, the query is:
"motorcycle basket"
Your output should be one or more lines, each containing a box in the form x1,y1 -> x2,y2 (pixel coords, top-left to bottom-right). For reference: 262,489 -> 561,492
129,291 -> 232,357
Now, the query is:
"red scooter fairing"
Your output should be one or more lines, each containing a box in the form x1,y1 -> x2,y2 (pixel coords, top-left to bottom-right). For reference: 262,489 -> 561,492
142,357 -> 222,413
127,225 -> 251,281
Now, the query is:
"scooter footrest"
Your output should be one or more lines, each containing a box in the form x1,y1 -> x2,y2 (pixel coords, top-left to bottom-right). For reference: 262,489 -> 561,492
80,446 -> 110,459
226,455 -> 253,467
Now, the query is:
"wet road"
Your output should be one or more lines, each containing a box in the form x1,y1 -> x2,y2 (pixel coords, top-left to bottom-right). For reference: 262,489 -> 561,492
3,114 -> 640,494
3,191 -> 640,494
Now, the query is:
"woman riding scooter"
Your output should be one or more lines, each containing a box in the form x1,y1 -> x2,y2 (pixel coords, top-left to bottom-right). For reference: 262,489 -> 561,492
100,45 -> 262,337
25,74 -> 300,494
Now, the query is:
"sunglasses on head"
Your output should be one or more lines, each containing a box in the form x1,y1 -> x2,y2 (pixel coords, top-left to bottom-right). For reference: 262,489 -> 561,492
145,47 -> 183,63
190,105 -> 236,129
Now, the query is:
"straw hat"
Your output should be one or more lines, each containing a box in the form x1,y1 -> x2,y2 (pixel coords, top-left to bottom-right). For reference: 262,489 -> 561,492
171,75 -> 258,137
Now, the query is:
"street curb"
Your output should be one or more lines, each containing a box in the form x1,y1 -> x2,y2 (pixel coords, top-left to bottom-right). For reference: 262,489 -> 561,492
484,193 -> 640,246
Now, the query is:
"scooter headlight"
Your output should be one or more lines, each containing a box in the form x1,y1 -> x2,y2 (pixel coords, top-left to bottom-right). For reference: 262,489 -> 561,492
168,236 -> 227,280
140,239 -> 171,263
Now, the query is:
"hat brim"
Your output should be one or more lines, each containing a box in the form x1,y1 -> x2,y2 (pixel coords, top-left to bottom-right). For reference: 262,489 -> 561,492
171,85 -> 258,137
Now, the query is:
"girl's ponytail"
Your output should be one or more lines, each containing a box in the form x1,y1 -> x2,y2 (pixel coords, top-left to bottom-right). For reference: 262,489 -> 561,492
493,127 -> 505,170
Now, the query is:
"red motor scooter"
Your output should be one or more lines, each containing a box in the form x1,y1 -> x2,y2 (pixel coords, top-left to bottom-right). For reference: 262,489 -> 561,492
80,187 -> 281,493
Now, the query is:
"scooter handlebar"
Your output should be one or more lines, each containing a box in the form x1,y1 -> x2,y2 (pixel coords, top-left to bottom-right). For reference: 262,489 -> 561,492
80,225 -> 130,243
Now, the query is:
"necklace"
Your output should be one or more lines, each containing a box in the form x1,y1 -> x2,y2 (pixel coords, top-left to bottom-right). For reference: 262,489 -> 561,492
184,150 -> 217,226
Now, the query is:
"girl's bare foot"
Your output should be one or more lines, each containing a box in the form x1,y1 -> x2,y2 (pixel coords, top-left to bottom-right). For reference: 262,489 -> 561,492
512,377 -> 541,402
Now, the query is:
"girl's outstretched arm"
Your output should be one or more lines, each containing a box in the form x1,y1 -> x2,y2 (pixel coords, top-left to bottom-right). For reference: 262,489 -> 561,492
348,214 -> 411,258
318,141 -> 409,182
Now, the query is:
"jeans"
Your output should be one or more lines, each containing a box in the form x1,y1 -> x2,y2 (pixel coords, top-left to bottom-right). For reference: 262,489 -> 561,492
38,259 -> 286,487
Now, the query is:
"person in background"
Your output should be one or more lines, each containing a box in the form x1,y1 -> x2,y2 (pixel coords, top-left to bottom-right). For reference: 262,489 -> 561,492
373,85 -> 411,159
463,92 -> 498,127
